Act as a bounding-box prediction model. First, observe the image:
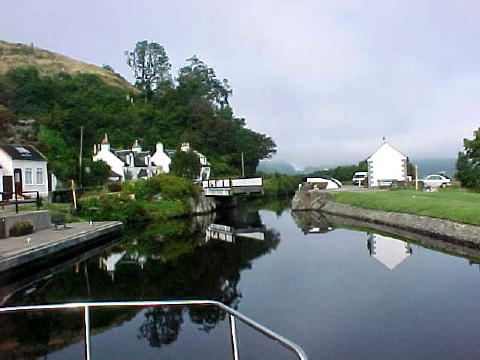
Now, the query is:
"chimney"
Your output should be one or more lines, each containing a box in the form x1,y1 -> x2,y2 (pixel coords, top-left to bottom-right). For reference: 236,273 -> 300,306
100,133 -> 110,151
181,142 -> 190,152
156,142 -> 164,153
132,139 -> 141,153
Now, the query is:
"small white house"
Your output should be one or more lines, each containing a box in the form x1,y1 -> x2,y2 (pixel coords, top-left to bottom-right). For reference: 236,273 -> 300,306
0,144 -> 49,197
92,136 -> 210,182
366,141 -> 408,187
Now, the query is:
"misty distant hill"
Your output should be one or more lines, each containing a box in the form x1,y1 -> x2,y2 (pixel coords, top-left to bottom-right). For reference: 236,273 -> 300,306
257,160 -> 298,174
410,158 -> 457,178
258,158 -> 457,179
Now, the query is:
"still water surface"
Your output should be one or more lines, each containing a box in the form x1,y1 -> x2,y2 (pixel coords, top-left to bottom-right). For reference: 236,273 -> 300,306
1,205 -> 480,359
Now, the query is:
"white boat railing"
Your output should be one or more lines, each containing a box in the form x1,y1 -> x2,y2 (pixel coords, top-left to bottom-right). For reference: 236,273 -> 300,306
0,299 -> 308,360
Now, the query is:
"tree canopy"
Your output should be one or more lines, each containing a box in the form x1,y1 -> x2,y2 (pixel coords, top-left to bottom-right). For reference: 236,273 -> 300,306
0,41 -> 277,184
456,128 -> 480,191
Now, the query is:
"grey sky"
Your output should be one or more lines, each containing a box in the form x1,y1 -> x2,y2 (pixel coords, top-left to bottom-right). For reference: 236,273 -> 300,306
2,0 -> 479,166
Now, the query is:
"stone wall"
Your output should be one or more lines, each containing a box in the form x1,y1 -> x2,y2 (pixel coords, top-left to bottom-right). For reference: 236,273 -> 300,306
189,193 -> 217,215
291,188 -> 480,246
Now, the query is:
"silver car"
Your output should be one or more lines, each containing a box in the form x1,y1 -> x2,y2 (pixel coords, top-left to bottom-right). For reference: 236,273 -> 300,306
423,174 -> 451,188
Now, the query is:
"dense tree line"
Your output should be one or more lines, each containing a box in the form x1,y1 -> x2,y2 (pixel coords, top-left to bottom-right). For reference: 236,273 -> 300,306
456,128 -> 480,191
0,40 -> 276,183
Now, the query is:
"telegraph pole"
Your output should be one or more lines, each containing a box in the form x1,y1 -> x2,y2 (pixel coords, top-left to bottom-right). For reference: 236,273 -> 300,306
79,126 -> 84,187
241,152 -> 245,178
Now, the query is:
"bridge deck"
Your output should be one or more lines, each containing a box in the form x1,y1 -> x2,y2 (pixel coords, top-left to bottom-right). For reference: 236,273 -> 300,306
202,178 -> 263,197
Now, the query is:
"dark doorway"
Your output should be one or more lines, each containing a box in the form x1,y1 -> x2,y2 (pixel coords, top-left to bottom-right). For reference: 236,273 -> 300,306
13,168 -> 23,195
3,176 -> 13,199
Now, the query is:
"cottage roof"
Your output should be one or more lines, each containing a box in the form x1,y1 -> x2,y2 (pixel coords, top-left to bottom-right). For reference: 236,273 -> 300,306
0,144 -> 47,161
367,142 -> 406,161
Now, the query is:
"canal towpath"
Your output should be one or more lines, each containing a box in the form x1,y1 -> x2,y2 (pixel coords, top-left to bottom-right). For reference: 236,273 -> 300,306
0,221 -> 122,272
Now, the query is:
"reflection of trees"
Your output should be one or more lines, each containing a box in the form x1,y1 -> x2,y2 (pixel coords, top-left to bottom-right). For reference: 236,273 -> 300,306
139,306 -> 183,347
2,210 -> 281,354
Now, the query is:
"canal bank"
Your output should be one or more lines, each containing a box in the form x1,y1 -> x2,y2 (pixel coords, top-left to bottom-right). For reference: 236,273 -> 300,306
0,221 -> 122,273
291,189 -> 480,247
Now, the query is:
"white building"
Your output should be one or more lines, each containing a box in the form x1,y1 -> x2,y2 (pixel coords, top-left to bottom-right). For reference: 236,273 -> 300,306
92,136 -> 209,182
367,141 -> 408,187
0,144 -> 49,197
93,135 -> 171,181
367,234 -> 412,271
0,165 -> 3,193
180,142 -> 211,182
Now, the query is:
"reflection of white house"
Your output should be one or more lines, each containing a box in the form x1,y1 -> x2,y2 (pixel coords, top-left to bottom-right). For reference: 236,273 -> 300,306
367,141 -> 408,187
99,251 -> 147,281
367,233 -> 412,270
92,135 -> 209,182
0,144 -> 50,197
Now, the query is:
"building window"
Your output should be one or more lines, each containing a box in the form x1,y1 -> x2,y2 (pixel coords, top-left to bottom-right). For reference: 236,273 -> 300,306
25,168 -> 33,185
36,168 -> 44,185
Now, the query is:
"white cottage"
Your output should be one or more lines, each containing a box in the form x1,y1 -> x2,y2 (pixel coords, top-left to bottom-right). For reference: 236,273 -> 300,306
367,234 -> 412,271
180,142 -> 211,181
0,144 -> 49,197
367,141 -> 408,187
0,165 -> 3,193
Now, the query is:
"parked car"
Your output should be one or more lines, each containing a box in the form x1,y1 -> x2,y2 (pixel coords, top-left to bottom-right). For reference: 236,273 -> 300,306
352,171 -> 368,185
423,174 -> 451,188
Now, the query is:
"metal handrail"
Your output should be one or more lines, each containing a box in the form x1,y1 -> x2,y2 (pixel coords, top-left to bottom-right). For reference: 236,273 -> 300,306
0,191 -> 40,213
0,300 -> 308,360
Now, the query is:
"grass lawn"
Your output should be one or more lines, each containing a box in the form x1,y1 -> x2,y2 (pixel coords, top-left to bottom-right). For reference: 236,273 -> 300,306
333,186 -> 480,226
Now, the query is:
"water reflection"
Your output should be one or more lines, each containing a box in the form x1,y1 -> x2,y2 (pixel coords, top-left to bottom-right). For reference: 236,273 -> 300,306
3,206 -> 480,359
367,233 -> 413,271
290,210 -> 333,234
0,209 -> 280,359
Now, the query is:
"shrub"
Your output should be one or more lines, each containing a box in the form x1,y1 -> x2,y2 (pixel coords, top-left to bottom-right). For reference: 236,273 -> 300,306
125,174 -> 199,201
264,174 -> 302,197
106,182 -> 122,193
78,194 -> 148,224
9,221 -> 34,237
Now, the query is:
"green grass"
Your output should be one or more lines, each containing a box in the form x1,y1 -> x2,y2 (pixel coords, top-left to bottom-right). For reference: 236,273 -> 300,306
333,187 -> 480,226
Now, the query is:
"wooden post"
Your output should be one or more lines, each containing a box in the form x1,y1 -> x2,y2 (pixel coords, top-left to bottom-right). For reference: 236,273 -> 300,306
241,152 -> 245,178
71,180 -> 77,209
415,165 -> 419,190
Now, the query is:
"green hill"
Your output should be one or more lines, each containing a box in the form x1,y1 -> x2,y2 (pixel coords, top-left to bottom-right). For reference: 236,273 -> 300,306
0,40 -> 134,91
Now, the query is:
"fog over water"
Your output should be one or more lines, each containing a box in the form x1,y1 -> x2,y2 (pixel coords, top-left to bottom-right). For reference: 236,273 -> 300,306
2,0 -> 479,165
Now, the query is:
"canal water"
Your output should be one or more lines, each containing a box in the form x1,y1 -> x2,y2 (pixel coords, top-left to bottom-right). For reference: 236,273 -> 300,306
1,203 -> 480,359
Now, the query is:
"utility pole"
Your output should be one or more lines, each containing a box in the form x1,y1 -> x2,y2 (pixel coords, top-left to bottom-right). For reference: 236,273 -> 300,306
241,152 -> 245,178
79,126 -> 84,187
415,165 -> 419,190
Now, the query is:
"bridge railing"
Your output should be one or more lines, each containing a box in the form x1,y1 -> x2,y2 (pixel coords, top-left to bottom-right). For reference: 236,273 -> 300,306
202,177 -> 263,189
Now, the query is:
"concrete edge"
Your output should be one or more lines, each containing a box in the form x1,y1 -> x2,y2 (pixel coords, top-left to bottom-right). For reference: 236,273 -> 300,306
0,221 -> 123,272
314,201 -> 480,247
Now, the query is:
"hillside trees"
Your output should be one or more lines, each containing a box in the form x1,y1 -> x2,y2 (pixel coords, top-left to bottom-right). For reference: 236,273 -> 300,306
456,128 -> 480,190
127,41 -> 172,101
0,41 -> 276,184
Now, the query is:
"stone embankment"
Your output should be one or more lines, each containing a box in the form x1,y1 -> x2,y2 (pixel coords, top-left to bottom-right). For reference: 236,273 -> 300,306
190,193 -> 217,214
291,189 -> 480,246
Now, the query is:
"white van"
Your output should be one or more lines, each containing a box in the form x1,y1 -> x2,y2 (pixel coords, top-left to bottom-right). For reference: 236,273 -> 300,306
352,171 -> 368,185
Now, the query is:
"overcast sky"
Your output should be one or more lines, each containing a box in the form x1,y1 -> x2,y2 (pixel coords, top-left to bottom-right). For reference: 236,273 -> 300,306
2,0 -> 479,166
